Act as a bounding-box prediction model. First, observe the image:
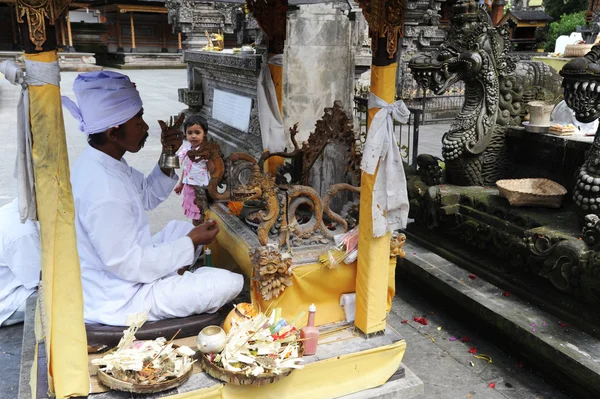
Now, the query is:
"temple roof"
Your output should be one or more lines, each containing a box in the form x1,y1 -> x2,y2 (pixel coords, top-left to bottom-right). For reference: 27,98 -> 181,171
504,9 -> 552,22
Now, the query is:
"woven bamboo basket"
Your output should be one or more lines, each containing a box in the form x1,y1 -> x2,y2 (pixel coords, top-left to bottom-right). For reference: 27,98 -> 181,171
97,362 -> 193,393
564,44 -> 594,57
199,345 -> 303,387
496,178 -> 567,208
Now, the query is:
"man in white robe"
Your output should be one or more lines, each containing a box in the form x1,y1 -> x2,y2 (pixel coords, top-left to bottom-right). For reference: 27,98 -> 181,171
64,71 -> 243,326
0,199 -> 40,327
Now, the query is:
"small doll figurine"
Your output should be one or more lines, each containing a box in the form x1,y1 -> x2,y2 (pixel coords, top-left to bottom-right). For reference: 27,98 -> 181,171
174,115 -> 210,225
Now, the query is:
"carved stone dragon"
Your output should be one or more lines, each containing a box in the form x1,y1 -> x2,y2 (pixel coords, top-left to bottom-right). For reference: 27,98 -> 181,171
561,44 -> 600,217
408,0 -> 562,186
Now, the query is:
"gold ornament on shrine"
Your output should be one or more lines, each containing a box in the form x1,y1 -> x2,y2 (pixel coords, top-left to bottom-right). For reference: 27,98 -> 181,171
16,0 -> 72,50
356,0 -> 405,58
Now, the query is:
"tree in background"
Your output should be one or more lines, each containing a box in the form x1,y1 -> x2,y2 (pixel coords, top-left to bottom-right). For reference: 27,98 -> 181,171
544,0 -> 588,20
545,10 -> 587,51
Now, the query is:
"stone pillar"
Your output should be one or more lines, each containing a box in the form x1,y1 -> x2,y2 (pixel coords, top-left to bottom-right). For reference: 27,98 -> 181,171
283,3 -> 354,143
492,0 -> 506,26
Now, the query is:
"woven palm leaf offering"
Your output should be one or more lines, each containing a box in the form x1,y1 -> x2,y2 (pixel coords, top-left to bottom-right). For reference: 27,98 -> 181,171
199,309 -> 304,386
92,313 -> 196,393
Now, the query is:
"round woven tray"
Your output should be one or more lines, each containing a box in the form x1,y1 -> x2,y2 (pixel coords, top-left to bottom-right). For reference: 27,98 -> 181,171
199,349 -> 301,387
496,178 -> 567,208
97,363 -> 193,394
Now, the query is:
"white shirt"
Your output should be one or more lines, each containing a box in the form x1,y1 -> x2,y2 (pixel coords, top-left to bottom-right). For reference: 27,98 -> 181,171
71,146 -> 196,325
177,143 -> 209,186
0,199 -> 40,325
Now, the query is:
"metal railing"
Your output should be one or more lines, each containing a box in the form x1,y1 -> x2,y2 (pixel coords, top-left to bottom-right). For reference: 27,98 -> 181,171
353,96 -> 422,168
401,83 -> 465,123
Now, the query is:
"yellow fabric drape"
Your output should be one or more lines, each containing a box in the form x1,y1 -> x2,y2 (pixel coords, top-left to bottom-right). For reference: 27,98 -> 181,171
159,339 -> 406,399
26,51 -> 89,398
355,63 -> 397,335
264,58 -> 285,174
208,208 -> 390,326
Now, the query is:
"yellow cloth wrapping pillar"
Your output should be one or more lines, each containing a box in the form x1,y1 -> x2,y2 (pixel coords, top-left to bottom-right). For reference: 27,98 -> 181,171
264,56 -> 285,174
155,339 -> 406,399
26,51 -> 90,398
355,63 -> 397,335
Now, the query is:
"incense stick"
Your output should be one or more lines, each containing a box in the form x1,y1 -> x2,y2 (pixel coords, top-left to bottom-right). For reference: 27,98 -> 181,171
141,328 -> 182,372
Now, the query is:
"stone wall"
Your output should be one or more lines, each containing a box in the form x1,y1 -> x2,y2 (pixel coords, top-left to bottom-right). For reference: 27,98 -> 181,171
283,3 -> 354,143
179,51 -> 264,157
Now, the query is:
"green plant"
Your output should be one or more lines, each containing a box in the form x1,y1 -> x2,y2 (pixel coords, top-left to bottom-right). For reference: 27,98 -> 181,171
543,0 -> 588,20
544,11 -> 586,52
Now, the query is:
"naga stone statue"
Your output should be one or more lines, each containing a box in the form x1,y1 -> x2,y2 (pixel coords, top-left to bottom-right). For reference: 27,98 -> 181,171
562,44 -> 600,216
408,0 -> 562,186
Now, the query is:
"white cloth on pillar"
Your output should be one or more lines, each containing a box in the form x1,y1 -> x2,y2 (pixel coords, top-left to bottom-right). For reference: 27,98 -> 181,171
361,93 -> 410,238
71,146 -> 243,325
257,54 -> 286,152
0,199 -> 40,326
0,60 -> 60,223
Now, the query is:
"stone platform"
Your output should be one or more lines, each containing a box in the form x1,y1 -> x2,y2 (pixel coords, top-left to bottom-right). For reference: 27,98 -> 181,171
0,51 -> 102,72
399,239 -> 600,398
408,184 -> 600,336
18,291 -> 423,399
95,52 -> 186,69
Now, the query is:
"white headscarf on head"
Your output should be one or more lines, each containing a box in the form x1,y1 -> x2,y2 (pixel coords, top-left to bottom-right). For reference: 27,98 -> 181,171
62,71 -> 143,135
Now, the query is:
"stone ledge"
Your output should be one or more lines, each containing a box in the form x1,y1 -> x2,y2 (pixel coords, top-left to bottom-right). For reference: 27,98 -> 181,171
399,239 -> 600,398
96,52 -> 185,70
0,51 -> 102,72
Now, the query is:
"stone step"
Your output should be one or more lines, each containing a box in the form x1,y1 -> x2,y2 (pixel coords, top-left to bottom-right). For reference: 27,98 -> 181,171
399,239 -> 600,398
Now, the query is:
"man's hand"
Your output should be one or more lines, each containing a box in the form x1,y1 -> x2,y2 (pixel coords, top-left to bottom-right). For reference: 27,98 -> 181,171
174,182 -> 184,195
187,219 -> 219,247
158,113 -> 185,154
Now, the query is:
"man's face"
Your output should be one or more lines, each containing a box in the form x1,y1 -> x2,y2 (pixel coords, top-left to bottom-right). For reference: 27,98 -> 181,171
117,109 -> 149,153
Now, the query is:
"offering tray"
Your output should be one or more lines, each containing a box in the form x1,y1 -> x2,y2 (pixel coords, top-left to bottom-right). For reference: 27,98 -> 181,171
97,361 -> 193,394
198,347 -> 302,387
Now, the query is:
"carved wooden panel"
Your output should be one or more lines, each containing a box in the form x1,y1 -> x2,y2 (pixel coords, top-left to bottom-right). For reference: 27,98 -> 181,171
356,0 -> 406,58
16,0 -> 71,49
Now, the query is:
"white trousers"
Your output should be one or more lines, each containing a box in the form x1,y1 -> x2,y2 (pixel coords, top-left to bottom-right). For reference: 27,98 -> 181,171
147,221 -> 244,321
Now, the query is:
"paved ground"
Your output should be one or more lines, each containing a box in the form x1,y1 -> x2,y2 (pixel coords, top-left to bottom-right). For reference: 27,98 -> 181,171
0,69 -> 569,398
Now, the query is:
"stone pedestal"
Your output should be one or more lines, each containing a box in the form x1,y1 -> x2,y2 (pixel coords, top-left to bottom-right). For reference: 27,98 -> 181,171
178,51 -> 263,157
283,3 -> 354,143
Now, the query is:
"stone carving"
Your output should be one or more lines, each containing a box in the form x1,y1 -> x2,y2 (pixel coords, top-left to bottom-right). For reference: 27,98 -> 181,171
409,185 -> 600,303
583,214 -> 600,246
390,232 -> 407,258
561,44 -> 600,216
301,101 -> 362,187
167,0 -> 242,35
421,9 -> 441,25
251,245 -> 293,301
408,1 -> 562,186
